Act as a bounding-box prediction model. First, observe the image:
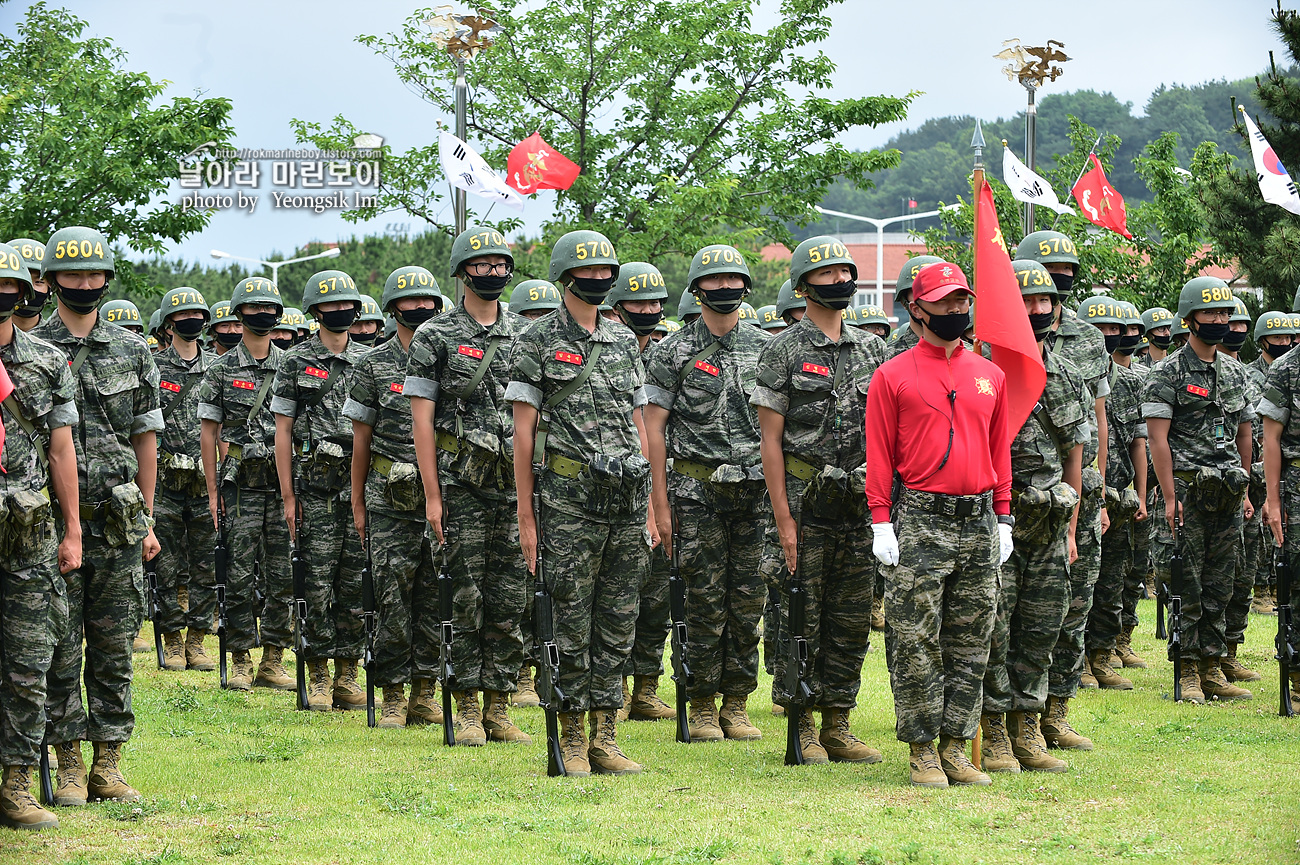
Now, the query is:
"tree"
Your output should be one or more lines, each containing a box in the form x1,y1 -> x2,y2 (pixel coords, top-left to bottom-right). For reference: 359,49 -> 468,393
292,0 -> 912,269
0,3 -> 235,271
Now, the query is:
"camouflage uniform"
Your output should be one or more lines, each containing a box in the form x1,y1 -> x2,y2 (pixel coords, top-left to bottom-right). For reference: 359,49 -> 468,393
37,314 -> 162,745
271,335 -> 366,662
505,304 -> 650,710
1259,348 -> 1300,611
750,316 -> 884,709
343,336 -> 435,687
196,342 -> 291,651
884,325 -> 919,360
0,328 -> 76,766
983,351 -> 1090,715
1045,309 -> 1110,699
1143,347 -> 1253,661
1126,363 -> 1154,634
644,316 -> 772,701
153,345 -> 216,635
1086,362 -> 1147,654
405,303 -> 528,693
1238,356 -> 1270,632
626,339 -> 670,684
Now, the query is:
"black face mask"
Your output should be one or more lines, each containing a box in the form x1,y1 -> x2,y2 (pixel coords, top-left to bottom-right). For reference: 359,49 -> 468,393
58,286 -> 104,316
920,309 -> 970,342
806,280 -> 857,311
1028,311 -> 1057,338
395,307 -> 437,329
1265,341 -> 1293,359
1148,332 -> 1173,350
619,309 -> 663,336
14,288 -> 46,319
351,329 -> 379,345
171,318 -> 206,341
215,330 -> 244,349
271,336 -> 295,350
1103,333 -> 1123,354
569,275 -> 616,306
1049,272 -> 1074,297
1117,333 -> 1143,355
240,311 -> 279,335
318,307 -> 358,333
467,274 -> 511,301
697,287 -> 747,314
1192,321 -> 1230,345
1222,330 -> 1249,352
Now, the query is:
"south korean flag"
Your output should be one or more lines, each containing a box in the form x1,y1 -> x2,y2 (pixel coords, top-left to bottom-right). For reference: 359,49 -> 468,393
438,131 -> 524,211
1002,142 -> 1075,216
1239,106 -> 1300,216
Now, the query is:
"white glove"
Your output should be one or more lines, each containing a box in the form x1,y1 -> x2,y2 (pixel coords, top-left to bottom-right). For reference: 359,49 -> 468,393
872,522 -> 900,567
998,522 -> 1014,565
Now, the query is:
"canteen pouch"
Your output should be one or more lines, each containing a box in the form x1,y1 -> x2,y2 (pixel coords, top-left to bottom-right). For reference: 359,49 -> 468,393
300,439 -> 350,494
235,456 -> 276,489
106,482 -> 150,547
1221,465 -> 1249,509
702,463 -> 767,511
448,430 -> 506,492
0,488 -> 51,558
582,454 -> 650,518
384,461 -> 422,511
805,465 -> 866,516
161,452 -> 203,496
1081,466 -> 1103,501
1011,486 -> 1053,544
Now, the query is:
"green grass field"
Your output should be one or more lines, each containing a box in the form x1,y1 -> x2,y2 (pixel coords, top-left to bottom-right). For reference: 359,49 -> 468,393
2,600 -> 1296,865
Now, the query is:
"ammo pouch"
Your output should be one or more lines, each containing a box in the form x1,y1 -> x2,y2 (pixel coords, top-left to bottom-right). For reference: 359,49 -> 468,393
105,482 -> 151,547
236,456 -> 276,489
1081,466 -> 1103,501
1012,482 -> 1079,544
804,464 -> 868,516
384,461 -> 421,511
581,454 -> 650,518
299,439 -> 350,494
160,452 -> 204,497
446,429 -> 510,492
1183,466 -> 1248,512
0,487 -> 52,558
1104,485 -> 1141,523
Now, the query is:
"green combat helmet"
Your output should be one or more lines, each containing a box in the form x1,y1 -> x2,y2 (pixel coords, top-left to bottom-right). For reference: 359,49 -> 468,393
231,276 -> 283,337
840,305 -> 860,326
1076,295 -> 1125,327
739,301 -> 761,326
1141,306 -> 1175,333
855,303 -> 891,336
209,300 -> 235,328
0,241 -> 34,305
1255,310 -> 1295,344
303,269 -> 361,333
757,304 -> 783,331
358,294 -> 384,324
382,266 -> 441,312
1170,315 -> 1189,341
101,298 -> 144,332
1015,230 -> 1079,274
160,287 -> 209,321
790,236 -> 857,309
687,244 -> 751,314
1230,297 -> 1251,324
678,285 -> 703,322
549,230 -> 619,305
148,308 -> 162,336
1176,275 -> 1236,320
511,279 -> 562,318
7,237 -> 44,276
775,279 -> 805,325
352,294 -> 384,345
449,225 -> 513,277
895,255 -> 943,306
1012,259 -> 1058,297
42,226 -> 115,282
609,262 -> 668,336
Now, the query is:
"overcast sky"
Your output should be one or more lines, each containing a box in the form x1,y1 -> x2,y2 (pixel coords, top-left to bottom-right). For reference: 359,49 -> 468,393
0,0 -> 1286,269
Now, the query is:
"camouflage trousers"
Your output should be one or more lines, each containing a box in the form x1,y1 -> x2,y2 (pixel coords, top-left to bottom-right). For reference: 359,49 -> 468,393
1151,481 -> 1242,660
1049,497 -> 1102,698
153,489 -> 216,634
623,548 -> 669,679
1087,517 -> 1135,652
539,502 -> 647,711
46,528 -> 143,745
1283,468 -> 1300,610
298,486 -> 365,662
366,505 -> 437,687
0,537 -> 67,765
440,484 -> 527,693
673,485 -> 770,701
1124,488 -> 1158,630
221,483 -> 291,651
883,493 -> 997,744
984,523 -> 1070,715
1229,504 -> 1263,643
1249,481 -> 1273,590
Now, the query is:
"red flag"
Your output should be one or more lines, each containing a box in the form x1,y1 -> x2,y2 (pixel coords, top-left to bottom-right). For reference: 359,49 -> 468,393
0,358 -> 13,472
506,133 -> 581,194
973,179 -> 1045,433
1071,153 -> 1132,239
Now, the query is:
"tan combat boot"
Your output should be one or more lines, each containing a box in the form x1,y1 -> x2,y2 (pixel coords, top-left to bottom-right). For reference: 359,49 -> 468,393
1221,643 -> 1261,682
227,650 -> 255,691
483,691 -> 532,744
160,631 -> 186,671
132,628 -> 150,654
1115,625 -> 1147,668
616,677 -> 632,722
793,709 -> 829,764
185,629 -> 216,672
979,713 -> 1020,773
938,735 -> 991,786
819,708 -> 882,763
514,665 -> 541,708
1252,585 -> 1276,616
255,646 -> 294,690
407,678 -> 443,725
1007,710 -> 1067,772
1079,655 -> 1099,689
88,742 -> 140,802
452,690 -> 487,746
771,703 -> 784,716
1290,671 -> 1300,706
687,697 -> 724,742
332,659 -> 366,710
908,741 -> 948,788
629,675 -> 676,721
0,766 -> 58,830
378,685 -> 407,728
1200,658 -> 1252,700
871,596 -> 885,632
1178,661 -> 1205,704
718,695 -> 762,741
1040,696 -> 1094,750
558,711 -> 590,777
587,709 -> 641,775
53,742 -> 87,806
306,659 -> 333,710
1089,649 -> 1133,690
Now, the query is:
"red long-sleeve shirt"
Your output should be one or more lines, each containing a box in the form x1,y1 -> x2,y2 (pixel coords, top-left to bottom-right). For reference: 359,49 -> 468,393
865,338 -> 1012,523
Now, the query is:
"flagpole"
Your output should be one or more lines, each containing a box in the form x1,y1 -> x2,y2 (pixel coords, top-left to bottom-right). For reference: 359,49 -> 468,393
969,116 -> 986,774
1022,84 -> 1036,236
1051,133 -> 1103,230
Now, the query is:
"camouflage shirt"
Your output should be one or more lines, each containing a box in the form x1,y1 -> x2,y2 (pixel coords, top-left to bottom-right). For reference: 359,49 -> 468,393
155,345 -> 213,463
1141,345 -> 1254,473
1104,360 -> 1148,491
749,315 -> 885,471
345,336 -> 417,467
1011,349 -> 1091,492
270,334 -> 363,456
1244,354 -> 1270,461
643,316 -> 769,469
34,312 -> 162,500
0,327 -> 77,493
196,341 -> 285,459
1257,347 -> 1300,459
885,324 -> 919,360
1046,307 -> 1110,466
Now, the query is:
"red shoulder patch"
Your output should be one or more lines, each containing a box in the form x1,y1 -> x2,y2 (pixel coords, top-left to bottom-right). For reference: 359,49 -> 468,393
555,351 -> 583,365
160,380 -> 181,393
389,382 -> 404,393
694,360 -> 719,377
1187,384 -> 1209,397
232,379 -> 255,390
305,366 -> 329,379
802,362 -> 830,377
458,345 -> 485,359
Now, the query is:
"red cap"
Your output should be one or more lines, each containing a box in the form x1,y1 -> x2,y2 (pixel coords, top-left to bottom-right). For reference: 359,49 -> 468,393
912,261 -> 973,302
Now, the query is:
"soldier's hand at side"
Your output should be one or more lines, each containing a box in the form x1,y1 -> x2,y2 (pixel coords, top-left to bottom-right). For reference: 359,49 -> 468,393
283,495 -> 297,543
1266,498 -> 1284,547
654,511 -> 672,559
1165,497 -> 1181,535
352,501 -> 367,540
1243,495 -> 1255,522
1067,530 -> 1078,565
142,526 -> 160,562
518,506 -> 537,574
1100,507 -> 1110,535
426,491 -> 444,546
998,523 -> 1014,565
777,514 -> 799,574
646,512 -> 660,551
871,523 -> 899,567
58,534 -> 81,574
1135,500 -> 1148,522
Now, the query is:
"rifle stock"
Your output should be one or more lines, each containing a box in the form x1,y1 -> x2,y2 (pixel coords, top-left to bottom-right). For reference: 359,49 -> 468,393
1168,512 -> 1183,702
38,723 -> 53,807
214,501 -> 229,688
437,548 -> 456,746
145,554 -> 164,670
532,471 -> 567,777
361,521 -> 377,728
292,496 -> 309,711
784,516 -> 811,766
668,503 -> 691,744
1277,548 -> 1296,718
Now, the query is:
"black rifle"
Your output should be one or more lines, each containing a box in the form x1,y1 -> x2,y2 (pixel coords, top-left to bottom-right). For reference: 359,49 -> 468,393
1155,555 -> 1169,641
784,517 -> 812,766
1167,512 -> 1184,701
145,552 -> 164,670
361,522 -> 377,728
532,474 -> 567,776
214,500 -> 229,688
437,548 -> 456,746
291,497 -> 309,711
38,723 -> 53,807
1276,548 -> 1296,718
667,504 -> 692,743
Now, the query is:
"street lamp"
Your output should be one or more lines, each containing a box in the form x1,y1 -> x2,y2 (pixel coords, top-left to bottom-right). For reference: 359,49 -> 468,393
210,246 -> 341,284
813,205 -> 960,304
